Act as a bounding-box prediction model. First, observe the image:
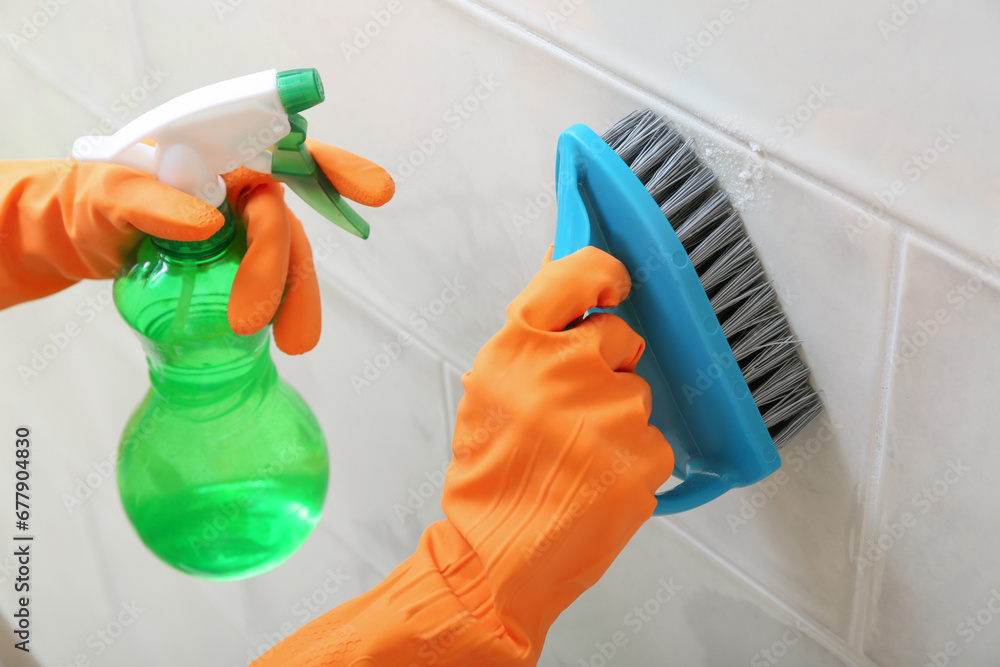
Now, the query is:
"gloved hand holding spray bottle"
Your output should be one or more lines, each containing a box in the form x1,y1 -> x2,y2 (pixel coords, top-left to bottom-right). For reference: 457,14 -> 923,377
71,68 -> 380,580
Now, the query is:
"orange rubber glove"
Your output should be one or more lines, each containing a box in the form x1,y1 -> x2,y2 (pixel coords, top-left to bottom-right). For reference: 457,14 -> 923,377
0,139 -> 393,354
251,246 -> 674,666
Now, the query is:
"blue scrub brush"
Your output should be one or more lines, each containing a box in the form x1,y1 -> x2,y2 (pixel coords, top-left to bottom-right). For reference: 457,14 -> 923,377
553,110 -> 823,514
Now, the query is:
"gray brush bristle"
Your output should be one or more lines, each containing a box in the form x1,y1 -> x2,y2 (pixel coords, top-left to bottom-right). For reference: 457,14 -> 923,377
602,110 -> 823,449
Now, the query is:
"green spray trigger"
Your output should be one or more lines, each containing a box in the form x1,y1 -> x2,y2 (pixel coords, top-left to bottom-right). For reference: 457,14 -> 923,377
271,113 -> 370,239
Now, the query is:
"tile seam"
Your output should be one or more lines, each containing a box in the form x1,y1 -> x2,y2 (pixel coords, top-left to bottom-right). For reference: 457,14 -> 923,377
443,0 -> 994,277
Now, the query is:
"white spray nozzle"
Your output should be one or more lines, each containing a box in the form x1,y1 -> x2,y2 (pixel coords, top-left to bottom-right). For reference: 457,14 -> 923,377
72,69 -> 291,207
72,68 -> 370,240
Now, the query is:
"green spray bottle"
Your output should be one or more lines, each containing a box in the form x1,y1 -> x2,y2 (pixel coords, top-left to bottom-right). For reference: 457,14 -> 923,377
72,69 -> 370,580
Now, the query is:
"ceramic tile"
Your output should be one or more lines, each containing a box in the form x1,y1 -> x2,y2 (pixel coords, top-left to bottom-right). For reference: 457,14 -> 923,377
654,121 -> 896,639
862,237 -> 1000,666
474,0 -> 1000,261
0,51 -> 87,158
129,0 -> 318,100
245,0 -> 662,369
539,519 -> 855,666
1,0 -> 171,152
274,275 -> 454,566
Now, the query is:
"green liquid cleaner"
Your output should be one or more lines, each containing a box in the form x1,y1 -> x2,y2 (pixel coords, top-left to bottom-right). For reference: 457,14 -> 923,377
78,67 -> 372,579
113,205 -> 328,580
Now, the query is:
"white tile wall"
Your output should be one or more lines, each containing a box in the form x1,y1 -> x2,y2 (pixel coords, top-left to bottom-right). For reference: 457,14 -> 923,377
0,0 -> 996,665
862,238 -> 1000,666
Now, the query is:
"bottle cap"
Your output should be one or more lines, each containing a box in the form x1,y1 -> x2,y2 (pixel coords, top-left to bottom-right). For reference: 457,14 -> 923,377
276,69 -> 325,114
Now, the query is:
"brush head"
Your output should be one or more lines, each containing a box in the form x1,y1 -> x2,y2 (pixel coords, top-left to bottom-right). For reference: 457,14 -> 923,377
603,110 -> 822,449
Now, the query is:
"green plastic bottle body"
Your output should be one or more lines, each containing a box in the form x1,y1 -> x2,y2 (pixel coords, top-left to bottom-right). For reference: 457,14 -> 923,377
114,225 -> 328,580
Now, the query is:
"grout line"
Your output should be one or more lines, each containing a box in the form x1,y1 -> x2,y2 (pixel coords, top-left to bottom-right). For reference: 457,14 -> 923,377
80,504 -> 124,617
440,360 -> 463,457
439,361 -> 453,459
662,519 -> 881,667
315,266 -> 442,366
315,267 -> 475,464
845,231 -> 909,651
443,0 -> 996,283
312,258 -> 477,373
902,234 -> 1000,293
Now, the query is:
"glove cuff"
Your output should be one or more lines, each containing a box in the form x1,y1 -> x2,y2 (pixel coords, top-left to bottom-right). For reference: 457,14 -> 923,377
251,520 -> 534,666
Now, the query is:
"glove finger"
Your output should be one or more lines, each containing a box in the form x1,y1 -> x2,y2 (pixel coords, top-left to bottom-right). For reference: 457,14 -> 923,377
569,312 -> 645,373
510,246 -> 631,333
540,243 -> 554,267
606,376 -> 674,496
644,423 -> 676,494
98,164 -> 223,241
228,181 -> 291,335
304,138 -> 395,207
273,209 -> 321,355
221,166 -> 275,209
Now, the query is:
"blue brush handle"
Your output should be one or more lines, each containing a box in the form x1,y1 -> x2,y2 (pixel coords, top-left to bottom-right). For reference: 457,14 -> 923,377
552,124 -> 779,515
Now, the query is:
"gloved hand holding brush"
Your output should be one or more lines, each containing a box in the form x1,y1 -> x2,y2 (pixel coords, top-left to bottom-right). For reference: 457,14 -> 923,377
251,245 -> 675,666
0,138 -> 393,354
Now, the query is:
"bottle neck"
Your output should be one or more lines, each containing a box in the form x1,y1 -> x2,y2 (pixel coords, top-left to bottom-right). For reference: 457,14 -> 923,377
152,199 -> 237,259
148,332 -> 277,410
117,206 -> 281,413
